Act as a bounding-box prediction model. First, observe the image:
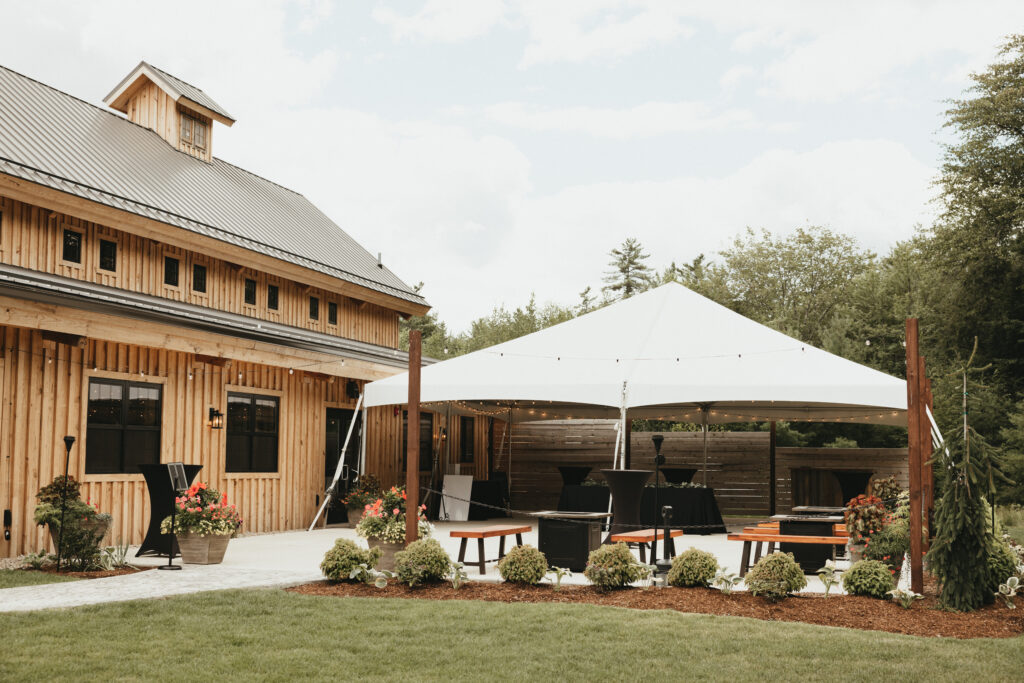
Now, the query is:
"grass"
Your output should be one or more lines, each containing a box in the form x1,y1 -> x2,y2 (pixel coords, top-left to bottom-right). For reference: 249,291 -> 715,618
996,504 -> 1024,544
0,589 -> 1021,681
0,569 -> 81,589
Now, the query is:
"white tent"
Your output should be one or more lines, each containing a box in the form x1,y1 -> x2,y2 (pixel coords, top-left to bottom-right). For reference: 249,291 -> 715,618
365,283 -> 907,427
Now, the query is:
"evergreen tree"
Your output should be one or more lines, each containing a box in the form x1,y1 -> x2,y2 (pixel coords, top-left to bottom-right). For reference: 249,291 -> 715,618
602,238 -> 654,300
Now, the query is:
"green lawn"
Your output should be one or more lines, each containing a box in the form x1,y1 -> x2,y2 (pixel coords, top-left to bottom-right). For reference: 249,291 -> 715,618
0,589 -> 1021,681
1006,526 -> 1024,544
0,569 -> 80,589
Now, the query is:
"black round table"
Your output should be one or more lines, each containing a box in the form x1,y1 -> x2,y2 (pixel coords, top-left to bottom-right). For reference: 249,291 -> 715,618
600,469 -> 652,540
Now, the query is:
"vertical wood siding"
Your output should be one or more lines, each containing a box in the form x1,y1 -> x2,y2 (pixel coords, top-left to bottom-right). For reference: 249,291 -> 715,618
0,195 -> 400,349
0,327 -> 404,558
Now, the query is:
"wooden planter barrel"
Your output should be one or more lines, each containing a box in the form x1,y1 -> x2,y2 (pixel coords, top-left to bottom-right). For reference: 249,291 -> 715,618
176,533 -> 231,564
367,538 -> 403,572
48,517 -> 111,553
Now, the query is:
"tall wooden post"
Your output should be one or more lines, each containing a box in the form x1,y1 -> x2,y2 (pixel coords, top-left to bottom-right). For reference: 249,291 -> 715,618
405,330 -> 421,547
769,421 -> 777,516
624,419 -> 632,470
905,319 -> 924,593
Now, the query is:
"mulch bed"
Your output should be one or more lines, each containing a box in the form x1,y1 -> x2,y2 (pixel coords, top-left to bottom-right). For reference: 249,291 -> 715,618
288,577 -> 1024,639
28,566 -> 152,579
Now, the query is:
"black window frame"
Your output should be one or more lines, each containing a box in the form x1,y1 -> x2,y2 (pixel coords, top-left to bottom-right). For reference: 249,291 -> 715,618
225,392 -> 280,473
460,416 -> 475,463
85,378 -> 162,474
164,256 -> 179,287
402,411 -> 434,472
244,278 -> 257,306
327,301 -> 338,326
267,284 -> 279,310
62,228 -> 83,264
309,296 -> 319,321
192,263 -> 207,293
98,239 -> 117,272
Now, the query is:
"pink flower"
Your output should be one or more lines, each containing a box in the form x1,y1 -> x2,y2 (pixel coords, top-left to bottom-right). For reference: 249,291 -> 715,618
393,508 -> 400,515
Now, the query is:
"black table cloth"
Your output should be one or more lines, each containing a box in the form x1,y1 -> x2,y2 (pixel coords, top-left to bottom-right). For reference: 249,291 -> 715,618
468,479 -> 509,520
558,484 -> 726,535
137,463 -> 202,557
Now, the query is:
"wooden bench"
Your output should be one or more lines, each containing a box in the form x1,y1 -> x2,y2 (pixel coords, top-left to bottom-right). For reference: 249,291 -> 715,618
450,524 -> 532,574
754,522 -> 848,536
609,528 -> 685,564
727,533 -> 847,576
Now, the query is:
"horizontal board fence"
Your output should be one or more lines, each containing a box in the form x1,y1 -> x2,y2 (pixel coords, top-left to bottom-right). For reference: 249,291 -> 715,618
490,420 -> 908,516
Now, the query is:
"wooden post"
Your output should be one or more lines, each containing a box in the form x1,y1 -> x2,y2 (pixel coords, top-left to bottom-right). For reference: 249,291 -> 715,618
905,319 -> 924,593
624,419 -> 632,470
769,421 -> 777,516
405,330 -> 421,547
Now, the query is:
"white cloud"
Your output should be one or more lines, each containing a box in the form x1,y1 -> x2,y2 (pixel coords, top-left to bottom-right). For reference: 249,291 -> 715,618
373,0 -> 507,42
486,100 -> 776,138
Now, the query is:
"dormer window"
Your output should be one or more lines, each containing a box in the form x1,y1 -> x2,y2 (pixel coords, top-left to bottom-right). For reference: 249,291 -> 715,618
180,114 -> 208,150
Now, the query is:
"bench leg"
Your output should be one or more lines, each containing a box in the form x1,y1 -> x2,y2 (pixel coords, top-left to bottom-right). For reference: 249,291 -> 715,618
477,538 -> 487,575
457,538 -> 467,564
515,533 -> 523,547
668,536 -> 676,559
498,535 -> 507,560
739,540 -> 751,577
767,542 -> 776,555
753,540 -> 763,564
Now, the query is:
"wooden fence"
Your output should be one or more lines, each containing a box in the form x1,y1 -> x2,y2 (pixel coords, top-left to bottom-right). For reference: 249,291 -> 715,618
491,420 -> 907,516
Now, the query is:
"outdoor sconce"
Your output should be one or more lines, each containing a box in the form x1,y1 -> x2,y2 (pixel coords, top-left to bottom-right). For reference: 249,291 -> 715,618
208,407 -> 224,430
439,427 -> 447,442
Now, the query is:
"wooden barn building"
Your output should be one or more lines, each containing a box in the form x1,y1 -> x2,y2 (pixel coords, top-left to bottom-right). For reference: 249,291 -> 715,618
0,61 -> 470,557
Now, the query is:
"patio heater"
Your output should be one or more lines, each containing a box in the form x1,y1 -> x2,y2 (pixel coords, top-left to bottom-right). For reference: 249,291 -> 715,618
651,435 -> 672,577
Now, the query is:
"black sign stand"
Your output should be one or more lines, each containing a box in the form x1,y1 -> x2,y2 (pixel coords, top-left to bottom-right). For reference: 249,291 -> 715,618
158,462 -> 188,571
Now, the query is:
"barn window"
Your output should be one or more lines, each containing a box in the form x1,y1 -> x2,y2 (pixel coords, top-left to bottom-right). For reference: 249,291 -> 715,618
328,301 -> 338,326
99,240 -> 117,272
62,229 -> 82,264
192,263 -> 207,293
226,393 -> 279,473
86,379 -> 162,474
180,114 -> 208,150
309,296 -> 319,321
164,257 -> 179,287
267,284 -> 279,310
244,278 -> 257,306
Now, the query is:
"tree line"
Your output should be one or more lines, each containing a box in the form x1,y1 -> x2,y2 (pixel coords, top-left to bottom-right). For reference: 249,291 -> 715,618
402,35 -> 1024,505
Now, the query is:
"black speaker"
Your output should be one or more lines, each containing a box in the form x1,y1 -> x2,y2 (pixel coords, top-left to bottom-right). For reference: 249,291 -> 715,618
346,380 -> 360,399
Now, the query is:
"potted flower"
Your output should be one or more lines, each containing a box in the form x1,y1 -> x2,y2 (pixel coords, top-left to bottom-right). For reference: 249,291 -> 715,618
355,484 -> 431,571
844,493 -> 886,562
341,474 -> 382,528
33,475 -> 112,569
160,482 -> 243,564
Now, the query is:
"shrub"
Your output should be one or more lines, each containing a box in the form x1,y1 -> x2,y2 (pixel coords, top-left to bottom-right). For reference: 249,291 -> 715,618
843,559 -> 896,598
320,538 -> 381,582
394,538 -> 451,587
988,540 -> 1019,593
871,475 -> 902,508
497,545 -> 548,585
667,548 -> 718,587
36,475 -> 81,506
844,494 -> 887,546
863,522 -> 909,572
584,543 -> 651,589
744,552 -> 806,601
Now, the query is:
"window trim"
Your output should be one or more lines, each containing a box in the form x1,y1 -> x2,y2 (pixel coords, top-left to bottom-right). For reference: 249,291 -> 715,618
61,227 -> 84,267
225,390 -> 280,474
84,377 -> 163,475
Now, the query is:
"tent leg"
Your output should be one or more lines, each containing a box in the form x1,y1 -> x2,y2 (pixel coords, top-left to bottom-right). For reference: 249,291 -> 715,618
701,406 -> 709,487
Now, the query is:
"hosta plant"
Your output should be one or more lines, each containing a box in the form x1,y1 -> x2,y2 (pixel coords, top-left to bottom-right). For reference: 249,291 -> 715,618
547,566 -> 573,591
888,588 -> 924,609
997,576 -> 1020,609
816,560 -> 841,598
712,567 -> 741,595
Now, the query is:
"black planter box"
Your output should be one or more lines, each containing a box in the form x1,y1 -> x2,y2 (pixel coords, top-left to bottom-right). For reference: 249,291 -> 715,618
537,514 -> 605,571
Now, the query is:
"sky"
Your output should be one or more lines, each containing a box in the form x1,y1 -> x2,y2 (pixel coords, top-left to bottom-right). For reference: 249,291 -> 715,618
1,1 -> 1021,330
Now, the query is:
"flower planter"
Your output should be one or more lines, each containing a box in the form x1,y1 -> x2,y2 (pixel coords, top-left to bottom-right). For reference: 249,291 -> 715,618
367,538 -> 403,572
848,541 -> 865,564
345,506 -> 364,529
176,532 -> 231,564
48,517 -> 111,553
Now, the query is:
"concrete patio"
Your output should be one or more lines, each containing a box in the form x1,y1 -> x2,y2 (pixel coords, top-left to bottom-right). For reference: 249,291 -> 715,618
0,517 -> 849,612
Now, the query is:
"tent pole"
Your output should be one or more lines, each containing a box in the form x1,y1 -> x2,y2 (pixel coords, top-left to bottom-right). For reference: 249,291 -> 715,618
701,406 -> 709,487
309,392 -> 364,531
620,381 -> 628,470
769,421 -> 777,516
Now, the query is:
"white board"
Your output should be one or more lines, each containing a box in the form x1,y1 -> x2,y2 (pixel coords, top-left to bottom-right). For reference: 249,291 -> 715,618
441,475 -> 473,522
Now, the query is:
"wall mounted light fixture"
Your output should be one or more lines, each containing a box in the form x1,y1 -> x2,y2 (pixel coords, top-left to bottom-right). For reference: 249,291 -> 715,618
208,407 -> 224,430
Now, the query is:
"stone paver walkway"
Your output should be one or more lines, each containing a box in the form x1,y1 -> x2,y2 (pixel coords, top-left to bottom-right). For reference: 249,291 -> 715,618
0,517 -> 846,612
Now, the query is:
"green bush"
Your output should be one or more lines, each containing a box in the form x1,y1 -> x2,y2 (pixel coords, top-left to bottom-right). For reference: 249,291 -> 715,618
394,538 -> 451,587
743,552 -> 806,601
843,560 -> 896,599
863,522 -> 909,572
497,545 -> 548,585
36,475 -> 81,506
987,540 -> 1019,592
667,548 -> 718,587
320,539 -> 381,582
584,543 -> 651,589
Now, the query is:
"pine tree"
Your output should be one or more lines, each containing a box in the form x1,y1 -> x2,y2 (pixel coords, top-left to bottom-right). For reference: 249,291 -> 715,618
602,238 -> 653,300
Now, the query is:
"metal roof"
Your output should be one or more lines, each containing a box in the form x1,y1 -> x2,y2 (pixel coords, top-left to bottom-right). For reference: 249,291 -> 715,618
0,263 -> 431,370
146,62 -> 235,122
0,64 -> 427,311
